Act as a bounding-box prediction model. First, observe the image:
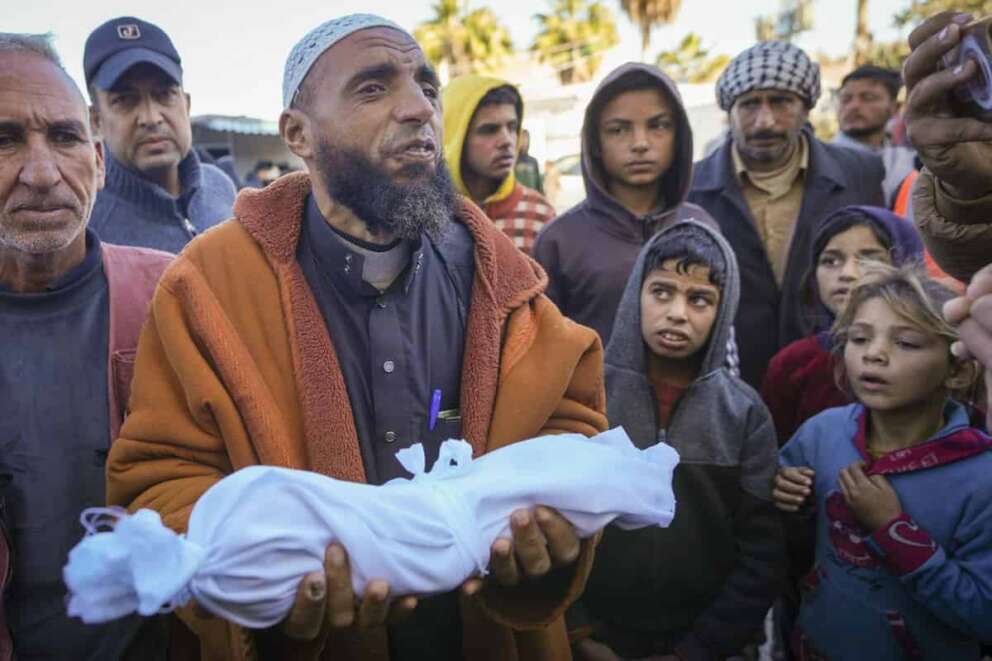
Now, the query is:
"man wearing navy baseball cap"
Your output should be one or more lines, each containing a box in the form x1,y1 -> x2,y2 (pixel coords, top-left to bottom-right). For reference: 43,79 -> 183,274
84,17 -> 235,253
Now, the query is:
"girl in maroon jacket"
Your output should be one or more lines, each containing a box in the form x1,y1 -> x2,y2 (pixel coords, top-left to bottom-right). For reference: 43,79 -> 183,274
761,206 -> 924,444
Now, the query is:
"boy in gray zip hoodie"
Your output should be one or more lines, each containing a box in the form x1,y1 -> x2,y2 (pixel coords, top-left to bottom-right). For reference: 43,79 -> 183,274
574,221 -> 784,661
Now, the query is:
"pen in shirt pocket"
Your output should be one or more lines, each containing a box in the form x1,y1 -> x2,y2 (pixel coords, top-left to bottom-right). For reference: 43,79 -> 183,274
429,388 -> 442,431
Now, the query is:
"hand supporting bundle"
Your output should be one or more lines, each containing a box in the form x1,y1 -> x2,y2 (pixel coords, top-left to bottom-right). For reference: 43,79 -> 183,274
64,428 -> 679,628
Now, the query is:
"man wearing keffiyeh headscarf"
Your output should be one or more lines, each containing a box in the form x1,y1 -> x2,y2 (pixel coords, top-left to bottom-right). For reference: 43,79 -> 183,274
688,41 -> 886,390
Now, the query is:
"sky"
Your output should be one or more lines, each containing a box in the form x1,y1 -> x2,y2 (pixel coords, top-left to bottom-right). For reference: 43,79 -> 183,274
9,0 -> 911,120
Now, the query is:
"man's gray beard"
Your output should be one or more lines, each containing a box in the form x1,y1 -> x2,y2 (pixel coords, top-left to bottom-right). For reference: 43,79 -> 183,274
314,140 -> 457,241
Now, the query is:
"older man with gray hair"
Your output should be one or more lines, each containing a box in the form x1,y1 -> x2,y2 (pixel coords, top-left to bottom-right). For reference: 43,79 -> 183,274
0,33 -> 171,660
107,14 -> 607,661
688,41 -> 886,388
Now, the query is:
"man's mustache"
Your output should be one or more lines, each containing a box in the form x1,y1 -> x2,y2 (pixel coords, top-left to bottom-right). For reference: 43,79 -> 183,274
746,131 -> 787,142
10,194 -> 81,213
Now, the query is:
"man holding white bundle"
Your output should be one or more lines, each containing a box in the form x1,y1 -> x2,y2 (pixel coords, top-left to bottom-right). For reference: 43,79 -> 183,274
106,13 -> 608,661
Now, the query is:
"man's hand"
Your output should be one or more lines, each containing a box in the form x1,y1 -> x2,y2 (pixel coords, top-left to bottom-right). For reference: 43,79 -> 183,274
946,263 -> 992,363
773,467 -> 815,513
904,11 -> 992,199
281,544 -> 418,641
944,263 -> 992,429
838,462 -> 902,532
462,506 -> 580,594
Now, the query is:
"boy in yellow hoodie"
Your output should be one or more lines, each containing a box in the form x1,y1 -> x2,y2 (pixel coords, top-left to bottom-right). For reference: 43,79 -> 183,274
443,75 -> 555,255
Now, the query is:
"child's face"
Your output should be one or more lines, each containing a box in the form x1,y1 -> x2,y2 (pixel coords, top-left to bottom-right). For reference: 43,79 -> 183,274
816,225 -> 890,315
844,296 -> 951,413
597,88 -> 676,191
640,260 -> 720,362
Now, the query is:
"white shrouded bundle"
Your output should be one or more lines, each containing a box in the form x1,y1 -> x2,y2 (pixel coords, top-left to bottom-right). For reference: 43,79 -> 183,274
64,428 -> 678,629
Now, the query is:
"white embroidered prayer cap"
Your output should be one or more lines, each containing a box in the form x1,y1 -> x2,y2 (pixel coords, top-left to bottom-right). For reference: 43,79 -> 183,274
282,13 -> 411,109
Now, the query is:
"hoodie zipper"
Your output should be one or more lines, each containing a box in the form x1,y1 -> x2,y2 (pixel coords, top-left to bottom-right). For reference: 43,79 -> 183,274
657,380 -> 695,444
181,217 -> 197,238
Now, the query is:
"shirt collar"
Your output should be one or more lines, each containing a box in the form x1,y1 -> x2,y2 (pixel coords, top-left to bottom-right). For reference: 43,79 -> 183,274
0,228 -> 103,294
304,195 -> 424,297
733,133 -> 808,191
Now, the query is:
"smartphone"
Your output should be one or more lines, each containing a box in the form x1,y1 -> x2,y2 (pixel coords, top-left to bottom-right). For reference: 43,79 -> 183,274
942,17 -> 992,120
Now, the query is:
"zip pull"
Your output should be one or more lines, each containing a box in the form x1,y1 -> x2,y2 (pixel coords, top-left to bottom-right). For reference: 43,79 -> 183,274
182,218 -> 197,237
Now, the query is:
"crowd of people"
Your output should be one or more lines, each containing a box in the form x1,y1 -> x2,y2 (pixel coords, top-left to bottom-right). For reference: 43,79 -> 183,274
1,8 -> 991,661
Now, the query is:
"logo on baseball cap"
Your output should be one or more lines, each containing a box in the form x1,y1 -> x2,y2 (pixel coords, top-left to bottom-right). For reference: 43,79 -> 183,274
84,16 -> 182,90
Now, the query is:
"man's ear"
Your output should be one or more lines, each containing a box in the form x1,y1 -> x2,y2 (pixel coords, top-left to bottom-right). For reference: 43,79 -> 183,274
280,108 -> 314,160
89,104 -> 101,138
185,92 -> 192,114
94,140 -> 106,192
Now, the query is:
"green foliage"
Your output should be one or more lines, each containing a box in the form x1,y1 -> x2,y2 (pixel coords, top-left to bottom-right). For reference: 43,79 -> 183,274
655,33 -> 731,83
894,0 -> 992,27
860,39 -> 912,70
414,0 -> 515,76
532,0 -> 620,84
619,0 -> 682,55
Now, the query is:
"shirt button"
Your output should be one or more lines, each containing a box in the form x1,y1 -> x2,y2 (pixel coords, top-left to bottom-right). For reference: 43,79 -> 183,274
384,431 -> 397,443
383,360 -> 395,373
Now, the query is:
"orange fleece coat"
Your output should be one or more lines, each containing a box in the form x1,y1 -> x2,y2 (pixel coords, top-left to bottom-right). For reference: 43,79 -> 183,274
107,172 -> 608,661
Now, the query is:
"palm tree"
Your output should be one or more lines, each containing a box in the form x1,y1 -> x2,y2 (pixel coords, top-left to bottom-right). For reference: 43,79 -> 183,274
618,0 -> 681,61
656,33 -> 730,83
414,0 -> 514,81
853,0 -> 872,65
532,0 -> 620,85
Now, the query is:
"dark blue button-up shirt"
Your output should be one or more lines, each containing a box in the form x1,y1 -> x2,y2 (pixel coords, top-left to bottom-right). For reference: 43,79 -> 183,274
297,195 -> 470,485
296,196 -> 478,659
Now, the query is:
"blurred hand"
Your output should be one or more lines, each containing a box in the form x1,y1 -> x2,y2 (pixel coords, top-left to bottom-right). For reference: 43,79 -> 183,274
773,467 -> 816,513
838,462 -> 902,532
904,11 -> 992,199
281,543 -> 418,641
462,506 -> 581,594
943,263 -> 992,429
946,263 -> 992,363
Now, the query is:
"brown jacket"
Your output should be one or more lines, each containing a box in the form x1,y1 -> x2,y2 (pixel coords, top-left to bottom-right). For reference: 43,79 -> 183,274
913,167 -> 992,282
107,172 -> 608,661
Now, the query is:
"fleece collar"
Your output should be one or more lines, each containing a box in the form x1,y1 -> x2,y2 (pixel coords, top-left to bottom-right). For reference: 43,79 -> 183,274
231,171 -> 547,478
232,172 -> 544,311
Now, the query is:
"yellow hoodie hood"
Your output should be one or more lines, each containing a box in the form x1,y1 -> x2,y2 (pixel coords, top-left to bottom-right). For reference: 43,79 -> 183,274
442,75 -> 520,204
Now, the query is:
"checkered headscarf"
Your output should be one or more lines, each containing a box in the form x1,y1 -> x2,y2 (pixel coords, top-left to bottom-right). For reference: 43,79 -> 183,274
716,41 -> 821,111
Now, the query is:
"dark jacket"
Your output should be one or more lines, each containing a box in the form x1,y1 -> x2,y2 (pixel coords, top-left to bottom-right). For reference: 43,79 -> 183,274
579,221 -> 784,661
90,150 -> 236,254
0,244 -> 171,661
688,131 -> 884,387
533,63 -> 717,345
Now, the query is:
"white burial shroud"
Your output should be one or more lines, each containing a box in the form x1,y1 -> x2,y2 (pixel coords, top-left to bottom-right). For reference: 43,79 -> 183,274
64,428 -> 679,629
